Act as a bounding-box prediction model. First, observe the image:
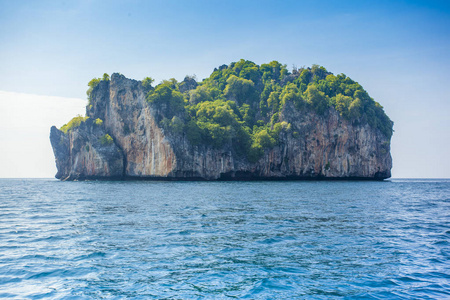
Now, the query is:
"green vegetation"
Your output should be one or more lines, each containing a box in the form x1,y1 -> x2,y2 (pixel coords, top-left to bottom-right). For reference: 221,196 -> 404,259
146,79 -> 185,119
138,59 -> 392,162
100,134 -> 114,145
142,77 -> 154,93
102,73 -> 110,81
81,61 -> 392,161
87,73 -> 110,104
60,117 -> 103,134
60,115 -> 89,134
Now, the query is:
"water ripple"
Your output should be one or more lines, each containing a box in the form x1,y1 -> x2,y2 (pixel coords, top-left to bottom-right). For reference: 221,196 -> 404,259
0,179 -> 449,298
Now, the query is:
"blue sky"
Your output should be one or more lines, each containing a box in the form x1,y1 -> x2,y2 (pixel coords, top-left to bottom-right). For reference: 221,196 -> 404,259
0,0 -> 449,178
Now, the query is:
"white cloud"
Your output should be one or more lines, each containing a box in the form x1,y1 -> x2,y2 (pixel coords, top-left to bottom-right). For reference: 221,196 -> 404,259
0,91 -> 86,178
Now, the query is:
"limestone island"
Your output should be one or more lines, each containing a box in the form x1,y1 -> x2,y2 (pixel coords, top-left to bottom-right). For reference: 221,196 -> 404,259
50,60 -> 393,181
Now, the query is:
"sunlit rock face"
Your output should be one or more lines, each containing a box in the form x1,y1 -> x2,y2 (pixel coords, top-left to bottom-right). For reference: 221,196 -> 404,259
49,121 -> 123,181
50,74 -> 392,181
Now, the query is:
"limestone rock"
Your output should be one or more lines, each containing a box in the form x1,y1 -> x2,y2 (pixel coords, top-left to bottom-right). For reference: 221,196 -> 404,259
50,73 -> 392,180
50,118 -> 124,180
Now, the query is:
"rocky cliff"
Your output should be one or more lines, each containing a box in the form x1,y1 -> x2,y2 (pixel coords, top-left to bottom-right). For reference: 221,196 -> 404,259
50,66 -> 393,180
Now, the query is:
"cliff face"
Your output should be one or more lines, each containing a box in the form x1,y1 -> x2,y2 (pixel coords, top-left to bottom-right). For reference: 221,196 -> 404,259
87,75 -> 176,177
50,73 -> 392,180
50,119 -> 123,180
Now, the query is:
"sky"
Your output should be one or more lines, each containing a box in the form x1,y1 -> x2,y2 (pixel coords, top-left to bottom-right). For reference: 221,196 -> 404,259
0,0 -> 449,178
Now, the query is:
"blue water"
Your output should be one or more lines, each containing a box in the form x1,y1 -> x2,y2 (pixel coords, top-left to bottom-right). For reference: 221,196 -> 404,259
0,179 -> 449,299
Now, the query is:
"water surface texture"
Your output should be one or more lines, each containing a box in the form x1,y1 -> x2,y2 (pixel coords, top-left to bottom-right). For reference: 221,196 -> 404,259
0,179 -> 449,299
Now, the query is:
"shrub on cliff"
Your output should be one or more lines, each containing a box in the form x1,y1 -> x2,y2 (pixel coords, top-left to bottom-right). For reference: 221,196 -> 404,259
304,85 -> 329,115
224,75 -> 257,104
94,118 -> 103,126
102,73 -> 110,81
100,134 -> 114,145
146,80 -> 185,119
60,115 -> 89,134
86,73 -> 110,105
142,77 -> 154,93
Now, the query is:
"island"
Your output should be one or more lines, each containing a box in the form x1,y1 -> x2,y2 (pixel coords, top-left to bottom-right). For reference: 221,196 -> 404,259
50,60 -> 393,180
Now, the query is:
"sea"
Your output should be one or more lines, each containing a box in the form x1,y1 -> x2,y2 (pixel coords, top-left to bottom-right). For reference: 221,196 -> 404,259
0,179 -> 449,299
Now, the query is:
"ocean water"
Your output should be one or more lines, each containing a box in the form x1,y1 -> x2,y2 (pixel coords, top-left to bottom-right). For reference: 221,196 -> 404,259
0,179 -> 449,299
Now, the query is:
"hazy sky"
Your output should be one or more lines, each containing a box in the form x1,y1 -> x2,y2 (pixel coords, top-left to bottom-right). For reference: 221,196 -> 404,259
0,0 -> 449,178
